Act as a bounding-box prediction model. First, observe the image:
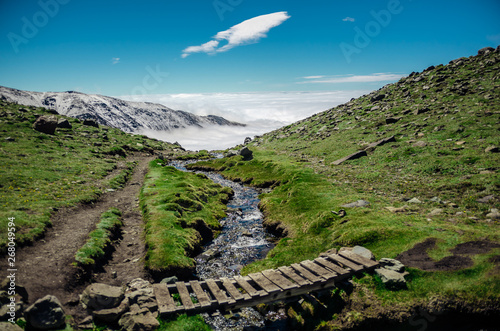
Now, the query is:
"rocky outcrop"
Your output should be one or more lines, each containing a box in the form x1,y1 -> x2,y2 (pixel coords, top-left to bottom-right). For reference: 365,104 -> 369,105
375,258 -> 408,290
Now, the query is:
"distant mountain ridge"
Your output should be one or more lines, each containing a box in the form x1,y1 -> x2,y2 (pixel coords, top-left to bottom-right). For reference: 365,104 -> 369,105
0,86 -> 245,133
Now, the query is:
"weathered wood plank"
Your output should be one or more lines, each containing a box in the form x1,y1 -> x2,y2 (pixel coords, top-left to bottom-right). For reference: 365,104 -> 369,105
234,276 -> 262,297
300,260 -> 337,280
153,283 -> 178,314
290,263 -> 324,283
278,266 -> 311,286
339,251 -> 379,269
175,282 -> 195,310
221,277 -> 245,301
189,281 -> 212,307
262,269 -> 298,290
248,273 -> 281,293
327,254 -> 364,272
206,279 -> 231,305
314,257 -> 349,275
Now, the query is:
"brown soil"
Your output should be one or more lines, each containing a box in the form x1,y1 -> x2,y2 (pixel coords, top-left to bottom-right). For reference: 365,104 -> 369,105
396,237 -> 500,272
0,154 -> 154,322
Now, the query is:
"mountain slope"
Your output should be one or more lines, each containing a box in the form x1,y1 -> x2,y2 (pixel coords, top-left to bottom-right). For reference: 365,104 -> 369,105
189,46 -> 500,329
0,86 -> 245,133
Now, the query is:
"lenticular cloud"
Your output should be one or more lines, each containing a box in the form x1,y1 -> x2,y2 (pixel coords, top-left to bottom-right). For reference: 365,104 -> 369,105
182,11 -> 290,58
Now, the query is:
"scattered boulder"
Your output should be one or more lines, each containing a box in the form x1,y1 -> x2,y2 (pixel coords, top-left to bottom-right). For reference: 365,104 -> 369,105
407,197 -> 422,204
57,118 -> 72,129
413,141 -> 427,147
239,146 -> 253,161
352,246 -> 375,260
370,94 -> 385,102
244,137 -> 252,144
341,200 -> 370,208
486,209 -> 500,220
81,283 -> 125,311
485,146 -> 499,153
363,136 -> 396,152
375,268 -> 407,290
413,107 -> 430,115
385,117 -> 401,124
32,116 -> 58,135
428,208 -> 444,216
378,258 -> 406,273
476,195 -> 496,203
385,206 -> 407,213
332,150 -> 367,165
24,295 -> 66,330
83,119 -> 99,128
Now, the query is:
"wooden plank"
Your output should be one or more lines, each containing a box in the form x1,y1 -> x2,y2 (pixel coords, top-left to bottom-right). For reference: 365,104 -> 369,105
278,266 -> 311,286
175,282 -> 195,310
221,278 -> 245,301
314,257 -> 350,275
300,260 -> 337,280
339,251 -> 379,269
234,276 -> 262,297
327,254 -> 364,272
189,281 -> 212,307
206,279 -> 230,305
290,263 -> 324,283
248,272 -> 281,293
262,269 -> 298,290
153,283 -> 178,314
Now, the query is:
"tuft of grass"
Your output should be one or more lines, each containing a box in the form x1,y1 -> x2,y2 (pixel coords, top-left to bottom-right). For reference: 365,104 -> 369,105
158,314 -> 211,331
108,161 -> 137,189
74,208 -> 122,266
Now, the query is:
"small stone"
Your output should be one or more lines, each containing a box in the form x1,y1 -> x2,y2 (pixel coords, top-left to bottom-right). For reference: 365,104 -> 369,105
412,141 -> 427,147
407,198 -> 422,204
486,209 -> 500,220
485,146 -> 499,153
430,197 -> 444,204
476,195 -> 496,203
428,208 -> 444,216
0,322 -> 23,331
385,206 -> 407,213
447,203 -> 458,208
341,200 -> 370,208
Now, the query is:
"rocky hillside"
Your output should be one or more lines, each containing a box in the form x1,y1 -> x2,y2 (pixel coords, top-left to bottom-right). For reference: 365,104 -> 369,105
0,86 -> 245,133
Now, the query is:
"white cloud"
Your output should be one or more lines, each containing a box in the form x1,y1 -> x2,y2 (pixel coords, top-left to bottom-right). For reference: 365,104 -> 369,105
120,90 -> 368,150
111,57 -> 120,64
298,73 -> 404,84
342,17 -> 355,22
182,11 -> 291,58
303,75 -> 325,79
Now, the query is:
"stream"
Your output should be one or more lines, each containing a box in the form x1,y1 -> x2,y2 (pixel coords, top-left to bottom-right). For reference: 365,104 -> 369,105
169,159 -> 286,330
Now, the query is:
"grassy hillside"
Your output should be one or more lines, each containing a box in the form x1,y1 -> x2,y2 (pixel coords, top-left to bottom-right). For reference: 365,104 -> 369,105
0,101 -> 175,253
190,48 -> 500,328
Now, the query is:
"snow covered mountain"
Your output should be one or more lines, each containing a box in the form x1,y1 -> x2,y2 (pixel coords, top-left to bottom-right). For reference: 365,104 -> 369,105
0,86 -> 245,133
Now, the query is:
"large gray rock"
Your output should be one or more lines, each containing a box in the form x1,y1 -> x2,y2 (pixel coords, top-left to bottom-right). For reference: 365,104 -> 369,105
352,246 -> 375,260
24,295 -> 66,330
332,150 -> 367,165
341,200 -> 370,208
81,283 -> 125,311
57,118 -> 72,129
375,268 -> 407,290
32,116 -> 58,135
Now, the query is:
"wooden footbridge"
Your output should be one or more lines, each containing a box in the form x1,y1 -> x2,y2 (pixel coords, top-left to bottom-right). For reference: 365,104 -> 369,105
153,250 -> 379,316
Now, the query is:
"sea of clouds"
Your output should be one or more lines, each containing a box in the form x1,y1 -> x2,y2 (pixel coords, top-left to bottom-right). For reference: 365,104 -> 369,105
121,90 -> 368,150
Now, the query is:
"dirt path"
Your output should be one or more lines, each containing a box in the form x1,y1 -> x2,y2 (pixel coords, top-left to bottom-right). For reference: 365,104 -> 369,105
2,154 -> 154,319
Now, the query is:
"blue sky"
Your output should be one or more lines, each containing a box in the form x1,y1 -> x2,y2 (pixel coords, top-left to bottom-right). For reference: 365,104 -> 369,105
1,0 -> 499,96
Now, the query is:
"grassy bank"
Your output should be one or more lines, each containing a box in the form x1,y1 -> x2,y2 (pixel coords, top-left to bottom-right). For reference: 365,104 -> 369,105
140,160 -> 233,279
75,208 -> 122,267
0,101 -> 174,253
